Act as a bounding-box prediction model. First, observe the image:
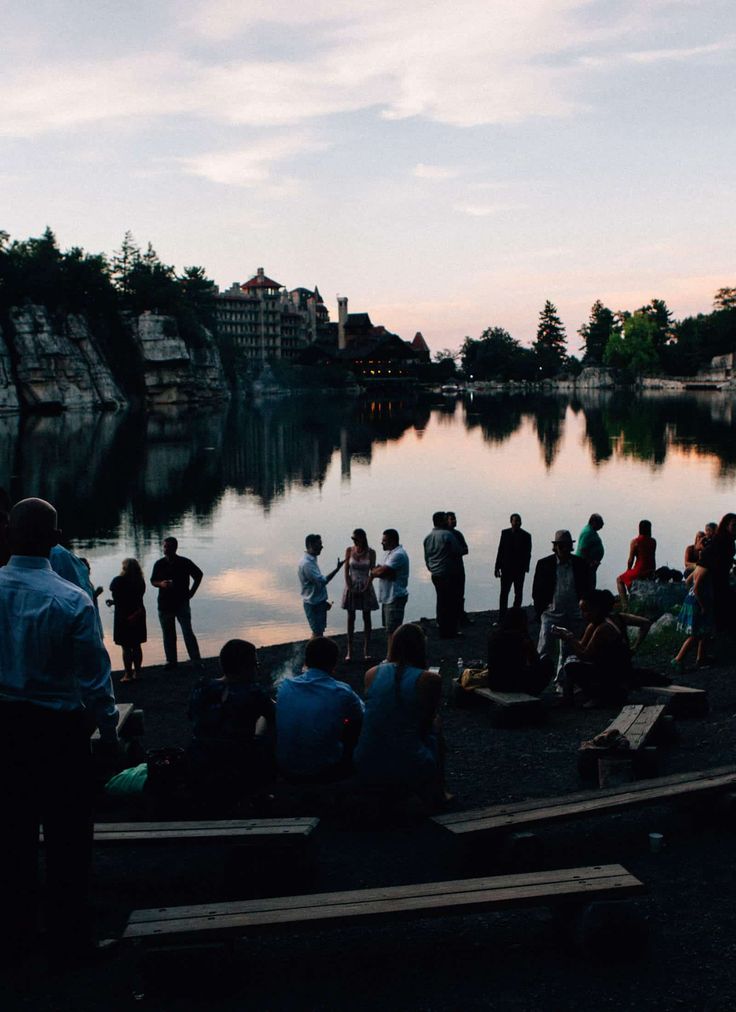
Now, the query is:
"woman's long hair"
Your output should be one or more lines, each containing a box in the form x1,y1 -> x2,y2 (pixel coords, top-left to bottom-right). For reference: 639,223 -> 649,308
352,528 -> 369,552
121,558 -> 145,591
387,623 -> 427,702
716,513 -> 736,541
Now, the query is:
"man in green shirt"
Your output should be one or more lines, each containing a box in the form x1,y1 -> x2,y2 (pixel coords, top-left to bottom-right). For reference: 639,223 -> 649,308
576,513 -> 605,589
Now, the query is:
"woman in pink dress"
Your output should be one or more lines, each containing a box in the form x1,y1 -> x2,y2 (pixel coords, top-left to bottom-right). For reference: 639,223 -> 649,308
342,528 -> 378,661
617,519 -> 657,607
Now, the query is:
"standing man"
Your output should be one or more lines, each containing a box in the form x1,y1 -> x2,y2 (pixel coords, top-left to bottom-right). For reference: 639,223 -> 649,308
532,529 -> 592,675
446,510 -> 471,624
494,513 -> 532,616
151,536 -> 203,670
371,528 -> 410,638
298,534 -> 344,638
576,513 -> 605,589
423,511 -> 463,638
0,498 -> 118,962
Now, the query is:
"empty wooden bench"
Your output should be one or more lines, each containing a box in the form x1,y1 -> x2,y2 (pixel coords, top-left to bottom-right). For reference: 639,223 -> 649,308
639,683 -> 708,718
453,679 -> 544,725
432,765 -> 736,846
123,863 -> 644,948
90,817 -> 319,846
578,704 -> 666,781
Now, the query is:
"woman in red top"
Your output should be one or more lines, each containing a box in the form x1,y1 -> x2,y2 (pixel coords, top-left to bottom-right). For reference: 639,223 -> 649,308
617,519 -> 657,607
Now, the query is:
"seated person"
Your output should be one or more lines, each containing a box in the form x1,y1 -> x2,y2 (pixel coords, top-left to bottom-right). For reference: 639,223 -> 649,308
683,531 -> 706,577
354,623 -> 450,806
276,637 -> 364,782
187,639 -> 275,807
486,608 -> 554,695
560,590 -> 651,707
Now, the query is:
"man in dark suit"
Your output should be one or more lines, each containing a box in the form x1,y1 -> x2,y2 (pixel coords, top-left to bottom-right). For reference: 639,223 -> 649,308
494,513 -> 532,616
532,529 -> 592,676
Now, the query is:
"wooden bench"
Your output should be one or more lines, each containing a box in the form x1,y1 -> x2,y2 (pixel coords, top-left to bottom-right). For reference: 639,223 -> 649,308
91,701 -> 135,741
639,683 -> 708,718
123,863 -> 644,948
432,765 -> 736,845
577,704 -> 665,782
89,817 -> 319,846
453,679 -> 544,725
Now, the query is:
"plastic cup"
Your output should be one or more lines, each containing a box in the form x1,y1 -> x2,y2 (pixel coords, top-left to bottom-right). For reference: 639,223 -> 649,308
649,832 -> 664,854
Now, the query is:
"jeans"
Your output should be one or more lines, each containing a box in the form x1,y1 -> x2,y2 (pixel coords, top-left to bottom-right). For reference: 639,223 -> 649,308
431,573 -> 462,637
538,611 -> 584,675
381,596 -> 408,635
303,601 -> 328,637
159,602 -> 200,663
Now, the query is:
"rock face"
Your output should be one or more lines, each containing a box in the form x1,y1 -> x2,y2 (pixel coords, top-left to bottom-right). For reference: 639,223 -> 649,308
132,312 -> 230,405
575,366 -> 617,389
0,325 -> 20,414
9,305 -> 125,410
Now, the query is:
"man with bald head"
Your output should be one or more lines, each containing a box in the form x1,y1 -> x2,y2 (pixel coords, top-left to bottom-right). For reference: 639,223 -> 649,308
0,498 -> 117,962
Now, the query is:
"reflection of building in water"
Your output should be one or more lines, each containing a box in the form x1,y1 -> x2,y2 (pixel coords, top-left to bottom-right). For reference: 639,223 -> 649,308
215,268 -> 331,364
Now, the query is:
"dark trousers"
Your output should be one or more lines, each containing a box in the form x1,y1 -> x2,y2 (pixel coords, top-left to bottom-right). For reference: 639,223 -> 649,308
159,602 -> 201,663
0,703 -> 93,953
499,571 -> 525,615
432,573 -> 461,637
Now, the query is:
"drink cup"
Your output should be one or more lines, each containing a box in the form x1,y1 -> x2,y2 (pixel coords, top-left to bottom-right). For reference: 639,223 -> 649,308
649,832 -> 664,854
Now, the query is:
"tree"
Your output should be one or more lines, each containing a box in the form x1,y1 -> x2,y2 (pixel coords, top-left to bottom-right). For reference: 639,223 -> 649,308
433,348 -> 459,363
578,300 -> 615,365
714,287 -> 736,312
636,298 -> 672,353
461,327 -> 536,381
533,300 -> 567,378
603,312 -> 659,374
110,231 -> 141,296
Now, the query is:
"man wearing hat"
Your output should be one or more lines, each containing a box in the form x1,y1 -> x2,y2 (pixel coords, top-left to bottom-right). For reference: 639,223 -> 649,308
532,529 -> 592,676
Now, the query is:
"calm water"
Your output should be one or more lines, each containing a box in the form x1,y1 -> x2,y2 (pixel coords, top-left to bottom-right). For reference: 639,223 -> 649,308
3,390 -> 736,665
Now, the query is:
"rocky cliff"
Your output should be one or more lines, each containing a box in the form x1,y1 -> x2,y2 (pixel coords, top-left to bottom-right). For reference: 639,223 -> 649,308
132,312 -> 230,406
0,326 -> 20,414
7,305 -> 126,411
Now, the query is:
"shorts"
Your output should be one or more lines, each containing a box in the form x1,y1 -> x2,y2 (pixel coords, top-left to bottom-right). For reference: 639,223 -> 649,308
303,601 -> 328,636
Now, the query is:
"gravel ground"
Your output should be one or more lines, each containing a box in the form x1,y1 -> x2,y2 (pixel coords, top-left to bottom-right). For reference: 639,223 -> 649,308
8,610 -> 736,1012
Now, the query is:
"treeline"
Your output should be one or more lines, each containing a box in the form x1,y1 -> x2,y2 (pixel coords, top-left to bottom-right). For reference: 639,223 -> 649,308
0,228 -> 220,391
459,292 -> 736,382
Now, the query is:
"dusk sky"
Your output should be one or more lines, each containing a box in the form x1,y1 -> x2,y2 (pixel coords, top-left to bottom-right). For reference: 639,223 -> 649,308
3,1 -> 734,352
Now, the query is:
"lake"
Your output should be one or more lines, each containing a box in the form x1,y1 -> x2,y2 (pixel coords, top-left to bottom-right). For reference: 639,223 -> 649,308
3,389 -> 735,666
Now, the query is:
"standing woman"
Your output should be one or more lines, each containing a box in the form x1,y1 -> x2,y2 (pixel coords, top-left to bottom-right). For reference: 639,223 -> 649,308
698,513 -> 736,633
617,519 -> 657,607
108,558 -> 147,682
342,528 -> 378,661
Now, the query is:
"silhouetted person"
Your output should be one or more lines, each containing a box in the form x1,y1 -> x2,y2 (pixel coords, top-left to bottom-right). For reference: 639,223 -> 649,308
107,558 -> 147,682
699,513 -> 736,633
423,511 -> 463,638
0,498 -> 117,963
486,608 -> 553,695
447,510 -> 472,624
151,536 -> 203,669
494,513 -> 532,616
575,513 -> 605,589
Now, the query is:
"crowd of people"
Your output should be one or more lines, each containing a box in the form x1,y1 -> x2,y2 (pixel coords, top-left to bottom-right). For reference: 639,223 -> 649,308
0,490 -> 734,966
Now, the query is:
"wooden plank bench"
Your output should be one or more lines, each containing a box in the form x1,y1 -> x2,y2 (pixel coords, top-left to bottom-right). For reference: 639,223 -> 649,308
577,704 -> 665,782
453,679 -> 544,725
123,863 -> 644,948
432,765 -> 736,845
89,817 -> 319,846
639,683 -> 708,718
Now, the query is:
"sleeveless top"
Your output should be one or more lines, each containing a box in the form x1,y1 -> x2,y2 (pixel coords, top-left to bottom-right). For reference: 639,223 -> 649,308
354,662 -> 438,788
341,548 -> 378,611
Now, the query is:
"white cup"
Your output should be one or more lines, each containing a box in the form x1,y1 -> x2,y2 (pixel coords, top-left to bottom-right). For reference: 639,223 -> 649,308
649,832 -> 664,854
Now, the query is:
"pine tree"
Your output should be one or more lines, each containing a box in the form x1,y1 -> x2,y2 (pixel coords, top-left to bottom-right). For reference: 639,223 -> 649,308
533,300 -> 567,377
110,231 -> 140,296
578,300 -> 615,364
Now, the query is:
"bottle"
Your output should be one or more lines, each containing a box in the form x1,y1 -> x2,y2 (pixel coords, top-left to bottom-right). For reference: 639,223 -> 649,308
457,657 -> 464,678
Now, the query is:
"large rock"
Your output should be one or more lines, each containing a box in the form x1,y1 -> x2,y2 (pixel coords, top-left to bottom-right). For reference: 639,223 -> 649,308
0,325 -> 20,413
9,305 -> 125,410
132,312 -> 230,406
575,366 -> 617,389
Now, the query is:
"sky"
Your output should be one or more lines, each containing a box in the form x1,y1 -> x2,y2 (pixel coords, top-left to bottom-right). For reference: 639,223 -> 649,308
2,0 -> 735,352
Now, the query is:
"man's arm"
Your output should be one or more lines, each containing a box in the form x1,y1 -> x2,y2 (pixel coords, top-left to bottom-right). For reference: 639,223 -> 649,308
454,531 -> 469,555
371,564 -> 395,580
531,558 -> 546,616
188,559 -> 204,599
494,532 -> 505,577
150,560 -> 167,589
524,531 -> 532,572
72,604 -> 118,742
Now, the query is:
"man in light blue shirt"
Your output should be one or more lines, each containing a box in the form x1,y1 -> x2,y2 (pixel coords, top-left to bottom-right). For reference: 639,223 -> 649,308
0,498 -> 118,961
276,637 -> 364,781
297,533 -> 344,637
371,528 -> 410,636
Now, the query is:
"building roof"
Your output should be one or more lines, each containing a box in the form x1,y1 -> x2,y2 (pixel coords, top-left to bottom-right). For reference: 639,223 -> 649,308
242,267 -> 282,291
412,331 -> 430,353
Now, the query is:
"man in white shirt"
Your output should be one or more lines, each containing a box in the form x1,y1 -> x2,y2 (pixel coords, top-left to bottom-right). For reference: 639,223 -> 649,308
371,528 -> 410,637
297,533 -> 344,638
0,498 -> 118,962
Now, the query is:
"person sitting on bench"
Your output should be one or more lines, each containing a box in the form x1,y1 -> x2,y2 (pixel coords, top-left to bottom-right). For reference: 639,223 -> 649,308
354,623 -> 451,807
559,590 -> 651,707
187,639 -> 275,808
486,608 -> 554,695
276,637 -> 364,782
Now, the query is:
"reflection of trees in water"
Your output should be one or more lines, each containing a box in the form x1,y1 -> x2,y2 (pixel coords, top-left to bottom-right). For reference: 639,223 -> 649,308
463,393 -> 566,467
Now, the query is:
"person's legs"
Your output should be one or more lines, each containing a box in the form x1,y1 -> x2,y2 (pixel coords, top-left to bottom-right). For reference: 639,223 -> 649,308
176,603 -> 201,663
383,598 -> 407,638
512,572 -> 525,609
617,577 -> 628,609
498,573 -> 511,616
303,601 -> 327,638
537,612 -> 558,666
432,574 -> 457,637
346,609 -> 356,660
362,609 -> 373,658
132,644 -> 143,678
159,609 -> 177,665
121,646 -> 134,681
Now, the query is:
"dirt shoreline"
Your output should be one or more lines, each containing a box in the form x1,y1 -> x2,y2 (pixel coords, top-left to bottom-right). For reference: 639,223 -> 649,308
10,610 -> 736,1011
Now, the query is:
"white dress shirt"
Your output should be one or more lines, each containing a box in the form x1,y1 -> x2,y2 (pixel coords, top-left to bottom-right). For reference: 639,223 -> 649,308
298,552 -> 328,604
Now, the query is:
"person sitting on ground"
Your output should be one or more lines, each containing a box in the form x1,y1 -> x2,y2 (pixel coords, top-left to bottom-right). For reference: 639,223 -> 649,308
354,623 -> 450,807
617,519 -> 657,607
276,636 -> 363,782
673,561 -> 714,672
559,589 -> 652,707
684,531 -> 706,578
187,639 -> 275,808
486,608 -> 554,696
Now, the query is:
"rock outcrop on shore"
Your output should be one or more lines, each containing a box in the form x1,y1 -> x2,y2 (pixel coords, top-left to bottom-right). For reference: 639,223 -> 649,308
133,312 -> 230,406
